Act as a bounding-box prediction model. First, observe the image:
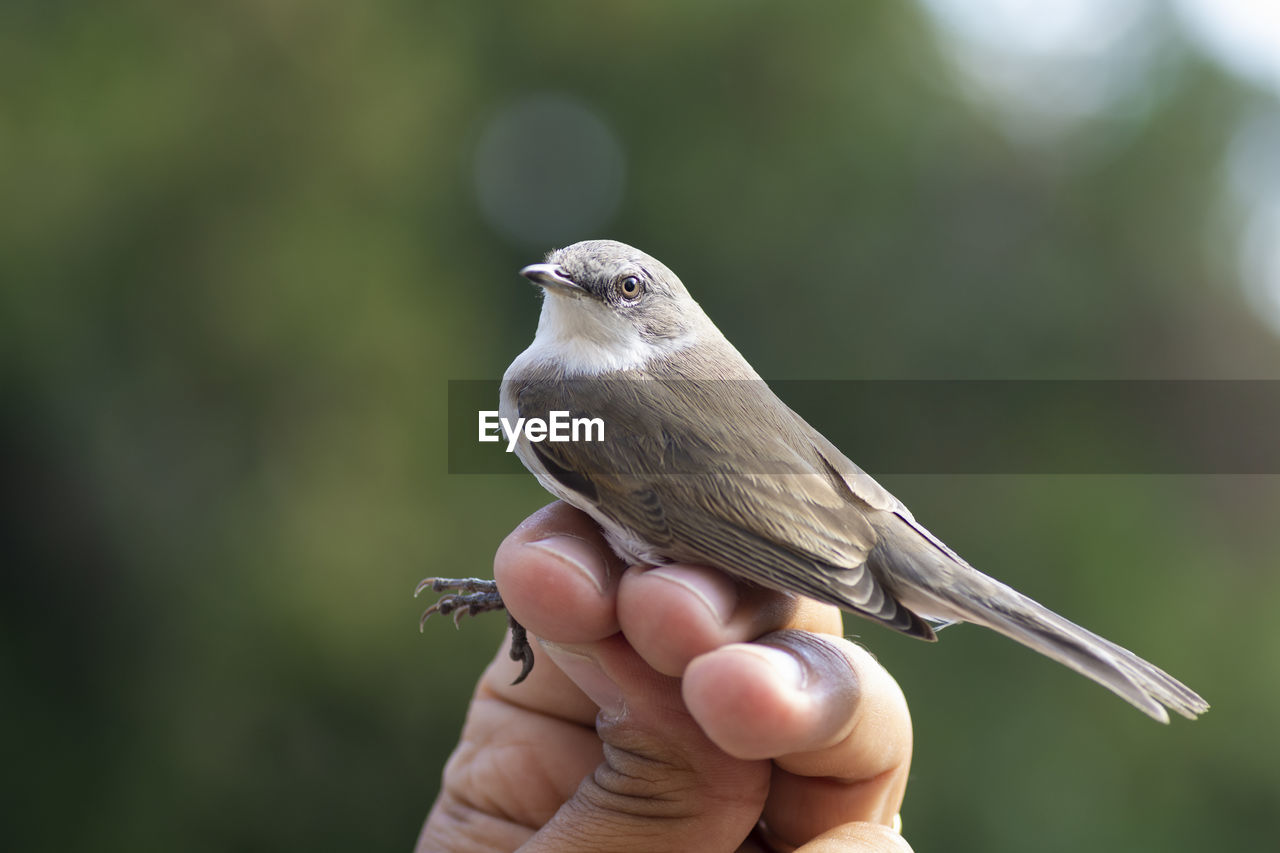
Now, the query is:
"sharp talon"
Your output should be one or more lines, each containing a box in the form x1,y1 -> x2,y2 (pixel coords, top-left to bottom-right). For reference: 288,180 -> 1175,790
508,617 -> 535,685
509,648 -> 535,681
413,577 -> 438,598
452,608 -> 466,629
419,601 -> 443,632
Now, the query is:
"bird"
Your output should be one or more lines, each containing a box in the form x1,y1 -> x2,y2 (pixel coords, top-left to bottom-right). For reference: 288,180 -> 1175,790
419,239 -> 1208,723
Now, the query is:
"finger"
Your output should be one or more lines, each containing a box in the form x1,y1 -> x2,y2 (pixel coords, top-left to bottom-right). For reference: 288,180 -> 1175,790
682,632 -> 912,842
494,501 -> 628,644
617,563 -> 843,677
792,822 -> 914,853
485,501 -> 629,724
520,632 -> 771,853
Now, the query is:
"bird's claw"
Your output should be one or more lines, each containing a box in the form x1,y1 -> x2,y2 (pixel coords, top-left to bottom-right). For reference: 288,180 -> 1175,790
416,576 -> 537,684
508,615 -> 535,685
416,577 -> 505,631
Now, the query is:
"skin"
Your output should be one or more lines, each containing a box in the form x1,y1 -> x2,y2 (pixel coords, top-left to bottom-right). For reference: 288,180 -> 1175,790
418,502 -> 915,853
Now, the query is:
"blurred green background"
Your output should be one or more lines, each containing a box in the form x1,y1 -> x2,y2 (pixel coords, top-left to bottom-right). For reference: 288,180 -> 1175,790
3,1 -> 1279,851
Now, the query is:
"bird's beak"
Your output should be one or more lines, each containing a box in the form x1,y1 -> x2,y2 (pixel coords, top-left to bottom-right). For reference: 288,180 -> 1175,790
520,264 -> 583,295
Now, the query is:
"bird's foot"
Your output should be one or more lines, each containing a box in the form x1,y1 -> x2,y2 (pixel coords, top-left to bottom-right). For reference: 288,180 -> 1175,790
415,576 -> 505,625
415,576 -> 536,684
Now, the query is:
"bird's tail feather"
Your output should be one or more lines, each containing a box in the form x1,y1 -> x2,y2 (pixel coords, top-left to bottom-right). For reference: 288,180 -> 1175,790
873,516 -> 1209,723
939,575 -> 1207,722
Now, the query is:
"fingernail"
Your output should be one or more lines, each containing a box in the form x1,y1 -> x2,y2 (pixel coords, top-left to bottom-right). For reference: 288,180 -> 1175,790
526,535 -> 609,594
645,566 -> 737,625
542,642 -> 626,718
735,644 -> 807,691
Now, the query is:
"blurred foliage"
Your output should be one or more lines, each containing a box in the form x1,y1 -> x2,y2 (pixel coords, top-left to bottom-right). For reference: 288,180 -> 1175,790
2,1 -> 1279,851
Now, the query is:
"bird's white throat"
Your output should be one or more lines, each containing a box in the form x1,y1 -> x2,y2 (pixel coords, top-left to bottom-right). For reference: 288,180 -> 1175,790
511,291 -> 695,377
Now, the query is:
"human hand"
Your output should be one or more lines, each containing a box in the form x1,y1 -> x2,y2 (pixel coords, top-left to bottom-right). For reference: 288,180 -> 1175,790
417,501 -> 914,852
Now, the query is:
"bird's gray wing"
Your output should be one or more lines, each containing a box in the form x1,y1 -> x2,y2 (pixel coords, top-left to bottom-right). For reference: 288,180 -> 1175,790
514,376 -> 934,638
802,414 -> 979,567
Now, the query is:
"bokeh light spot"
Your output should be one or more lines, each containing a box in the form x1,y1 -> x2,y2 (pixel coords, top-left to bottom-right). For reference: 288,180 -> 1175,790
473,93 -> 626,248
1176,0 -> 1280,94
915,0 -> 1154,143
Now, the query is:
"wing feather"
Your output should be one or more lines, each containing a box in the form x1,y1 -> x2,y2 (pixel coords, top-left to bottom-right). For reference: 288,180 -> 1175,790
514,376 -> 933,638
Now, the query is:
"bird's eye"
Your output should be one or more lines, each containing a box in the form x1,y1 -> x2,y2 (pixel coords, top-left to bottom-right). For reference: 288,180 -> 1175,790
619,275 -> 643,300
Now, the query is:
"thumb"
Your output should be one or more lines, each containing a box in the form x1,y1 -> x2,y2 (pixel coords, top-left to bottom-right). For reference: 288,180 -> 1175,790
521,634 -> 769,853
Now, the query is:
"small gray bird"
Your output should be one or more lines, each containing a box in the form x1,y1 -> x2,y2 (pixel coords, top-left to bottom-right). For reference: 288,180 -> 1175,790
421,239 -> 1208,723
